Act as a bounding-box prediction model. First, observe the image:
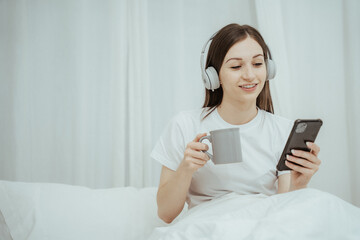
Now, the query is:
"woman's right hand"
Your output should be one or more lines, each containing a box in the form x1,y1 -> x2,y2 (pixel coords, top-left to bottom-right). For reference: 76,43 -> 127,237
178,133 -> 210,174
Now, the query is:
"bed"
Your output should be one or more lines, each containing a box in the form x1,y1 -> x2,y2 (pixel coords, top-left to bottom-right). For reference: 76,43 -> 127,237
1,180 -> 359,240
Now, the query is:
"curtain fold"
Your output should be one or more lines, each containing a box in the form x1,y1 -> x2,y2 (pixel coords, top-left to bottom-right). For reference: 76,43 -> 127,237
343,0 -> 360,207
127,0 -> 152,187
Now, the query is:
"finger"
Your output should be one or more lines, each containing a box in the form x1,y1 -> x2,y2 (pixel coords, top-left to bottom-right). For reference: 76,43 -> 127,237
285,160 -> 313,175
194,133 -> 207,142
291,149 -> 320,165
306,142 -> 320,156
286,154 -> 318,170
189,157 -> 207,165
189,148 -> 210,160
188,141 -> 209,151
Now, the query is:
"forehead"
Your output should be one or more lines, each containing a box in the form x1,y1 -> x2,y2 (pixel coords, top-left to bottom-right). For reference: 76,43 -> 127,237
224,37 -> 263,61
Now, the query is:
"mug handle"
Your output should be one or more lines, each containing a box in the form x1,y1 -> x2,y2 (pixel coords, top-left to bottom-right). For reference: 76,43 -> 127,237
199,135 -> 213,160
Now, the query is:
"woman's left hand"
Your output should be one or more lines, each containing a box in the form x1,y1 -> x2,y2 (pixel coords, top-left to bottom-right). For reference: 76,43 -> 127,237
285,142 -> 321,191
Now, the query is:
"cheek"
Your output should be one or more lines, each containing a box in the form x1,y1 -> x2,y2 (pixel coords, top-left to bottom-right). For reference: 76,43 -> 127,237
219,69 -> 234,83
257,67 -> 267,79
254,70 -> 267,87
258,82 -> 266,92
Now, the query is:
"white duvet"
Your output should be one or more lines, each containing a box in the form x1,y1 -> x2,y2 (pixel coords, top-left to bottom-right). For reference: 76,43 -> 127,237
148,188 -> 360,240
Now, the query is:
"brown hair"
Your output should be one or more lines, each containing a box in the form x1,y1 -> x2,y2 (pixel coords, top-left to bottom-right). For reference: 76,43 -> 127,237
201,23 -> 274,120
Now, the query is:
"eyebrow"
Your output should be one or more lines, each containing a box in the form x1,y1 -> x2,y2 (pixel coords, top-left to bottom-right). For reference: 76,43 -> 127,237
226,54 -> 264,63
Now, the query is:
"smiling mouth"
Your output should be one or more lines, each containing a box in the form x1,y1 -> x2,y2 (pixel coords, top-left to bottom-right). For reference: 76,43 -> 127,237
239,83 -> 258,89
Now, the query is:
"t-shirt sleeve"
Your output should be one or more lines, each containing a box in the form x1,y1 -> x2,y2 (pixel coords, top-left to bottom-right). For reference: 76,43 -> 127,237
150,112 -> 187,171
277,169 -> 291,176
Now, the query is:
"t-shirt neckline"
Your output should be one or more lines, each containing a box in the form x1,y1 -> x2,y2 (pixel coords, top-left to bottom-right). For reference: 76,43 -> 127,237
214,106 -> 263,131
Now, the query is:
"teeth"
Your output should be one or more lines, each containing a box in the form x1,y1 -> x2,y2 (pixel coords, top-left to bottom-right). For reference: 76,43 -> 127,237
241,84 -> 256,89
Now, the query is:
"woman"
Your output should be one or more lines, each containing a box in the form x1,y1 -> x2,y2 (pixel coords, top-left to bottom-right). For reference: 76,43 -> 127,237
148,23 -> 360,240
151,23 -> 322,224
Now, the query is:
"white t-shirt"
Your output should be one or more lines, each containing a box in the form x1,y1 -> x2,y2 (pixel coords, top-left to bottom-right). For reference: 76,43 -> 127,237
151,106 -> 293,209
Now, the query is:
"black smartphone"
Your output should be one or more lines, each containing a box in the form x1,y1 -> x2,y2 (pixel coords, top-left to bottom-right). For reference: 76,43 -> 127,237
276,119 -> 323,171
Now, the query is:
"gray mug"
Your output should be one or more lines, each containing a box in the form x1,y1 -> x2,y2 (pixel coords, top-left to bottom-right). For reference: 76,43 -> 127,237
199,128 -> 243,164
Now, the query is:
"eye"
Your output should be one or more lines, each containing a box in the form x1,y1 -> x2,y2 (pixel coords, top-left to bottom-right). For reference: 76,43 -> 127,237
231,66 -> 241,69
254,63 -> 263,66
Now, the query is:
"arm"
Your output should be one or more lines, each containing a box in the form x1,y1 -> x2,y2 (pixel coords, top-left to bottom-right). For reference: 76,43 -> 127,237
277,171 -> 310,194
277,173 -> 291,194
156,166 -> 193,224
156,133 -> 210,224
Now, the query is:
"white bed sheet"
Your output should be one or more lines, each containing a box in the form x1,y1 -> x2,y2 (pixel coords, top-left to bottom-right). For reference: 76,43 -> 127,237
148,188 -> 360,240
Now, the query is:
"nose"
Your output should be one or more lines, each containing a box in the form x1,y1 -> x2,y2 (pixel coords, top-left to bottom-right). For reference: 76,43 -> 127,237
241,64 -> 256,81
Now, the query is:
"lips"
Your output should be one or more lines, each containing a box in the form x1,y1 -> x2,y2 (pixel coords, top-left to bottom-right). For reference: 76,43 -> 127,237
239,83 -> 258,88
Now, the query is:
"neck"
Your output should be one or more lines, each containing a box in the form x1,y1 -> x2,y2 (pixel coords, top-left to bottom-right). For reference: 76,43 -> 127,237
217,99 -> 258,125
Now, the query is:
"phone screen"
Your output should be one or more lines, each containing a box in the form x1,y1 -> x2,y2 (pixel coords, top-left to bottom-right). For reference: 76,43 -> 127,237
276,119 -> 323,172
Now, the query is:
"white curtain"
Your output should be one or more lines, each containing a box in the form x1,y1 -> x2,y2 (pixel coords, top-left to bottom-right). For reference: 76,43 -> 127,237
255,0 -> 360,206
0,0 -> 151,188
1,0 -> 359,207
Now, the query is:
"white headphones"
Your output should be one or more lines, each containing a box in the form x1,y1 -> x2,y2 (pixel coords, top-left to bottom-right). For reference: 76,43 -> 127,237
200,32 -> 277,91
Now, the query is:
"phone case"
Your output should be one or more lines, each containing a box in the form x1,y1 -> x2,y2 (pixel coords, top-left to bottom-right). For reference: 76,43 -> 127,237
276,119 -> 323,172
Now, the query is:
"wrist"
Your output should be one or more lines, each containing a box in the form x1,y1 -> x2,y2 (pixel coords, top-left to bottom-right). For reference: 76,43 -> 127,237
176,163 -> 195,178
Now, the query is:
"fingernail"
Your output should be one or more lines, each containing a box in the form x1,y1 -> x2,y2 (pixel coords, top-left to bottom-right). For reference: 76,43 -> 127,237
286,154 -> 289,159
291,149 -> 295,154
306,142 -> 311,147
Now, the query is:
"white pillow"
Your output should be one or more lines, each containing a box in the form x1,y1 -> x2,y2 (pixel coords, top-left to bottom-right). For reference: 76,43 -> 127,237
0,180 -> 171,240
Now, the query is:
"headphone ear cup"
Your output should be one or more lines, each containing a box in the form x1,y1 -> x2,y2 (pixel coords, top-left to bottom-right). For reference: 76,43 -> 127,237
266,59 -> 276,80
202,72 -> 211,90
205,66 -> 220,90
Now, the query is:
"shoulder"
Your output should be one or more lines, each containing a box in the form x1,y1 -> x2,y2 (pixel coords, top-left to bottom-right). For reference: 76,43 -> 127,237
262,110 -> 293,131
163,108 -> 206,137
171,108 -> 209,125
173,107 -> 216,133
261,110 -> 294,150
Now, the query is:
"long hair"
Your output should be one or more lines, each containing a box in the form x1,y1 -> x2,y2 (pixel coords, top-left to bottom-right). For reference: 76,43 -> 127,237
201,23 -> 274,120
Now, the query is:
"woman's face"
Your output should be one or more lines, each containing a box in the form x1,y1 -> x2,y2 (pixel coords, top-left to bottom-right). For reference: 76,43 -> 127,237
219,37 -> 267,104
